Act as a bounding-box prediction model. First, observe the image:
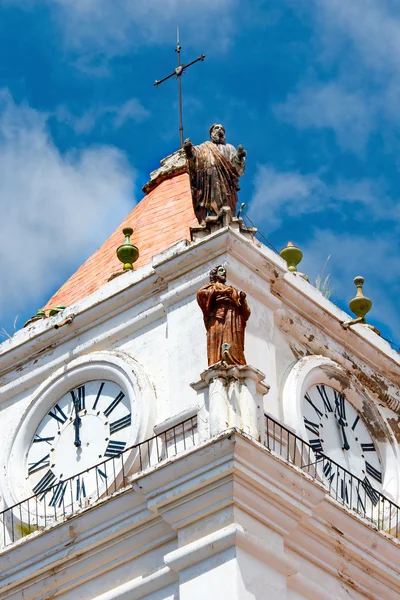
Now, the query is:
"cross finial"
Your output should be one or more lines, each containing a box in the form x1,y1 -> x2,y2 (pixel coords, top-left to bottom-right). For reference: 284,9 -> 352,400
154,29 -> 205,147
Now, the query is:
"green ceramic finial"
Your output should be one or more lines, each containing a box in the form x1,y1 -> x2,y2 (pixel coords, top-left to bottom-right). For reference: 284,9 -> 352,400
23,308 -> 47,328
49,305 -> 66,317
349,276 -> 372,320
116,227 -> 139,271
280,241 -> 303,273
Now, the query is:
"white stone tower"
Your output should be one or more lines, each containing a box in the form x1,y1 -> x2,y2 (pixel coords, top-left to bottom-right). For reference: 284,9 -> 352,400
0,140 -> 399,600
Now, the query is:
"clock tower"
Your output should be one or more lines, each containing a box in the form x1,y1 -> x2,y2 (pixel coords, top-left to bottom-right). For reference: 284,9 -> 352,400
0,129 -> 399,600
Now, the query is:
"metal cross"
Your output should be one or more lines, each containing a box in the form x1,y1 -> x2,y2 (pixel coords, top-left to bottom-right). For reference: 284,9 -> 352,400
154,28 -> 205,147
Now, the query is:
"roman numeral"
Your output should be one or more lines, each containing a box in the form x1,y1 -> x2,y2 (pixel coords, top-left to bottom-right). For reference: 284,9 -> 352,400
361,442 -> 376,452
93,382 -> 105,410
71,386 -> 85,411
323,461 -> 335,483
304,417 -> 319,437
76,476 -> 87,502
110,414 -> 131,435
339,478 -> 350,504
104,440 -> 126,457
356,489 -> 366,512
104,392 -> 125,418
316,385 -> 333,413
97,467 -> 108,481
334,390 -> 346,420
32,470 -> 57,498
362,477 -> 380,506
28,454 -> 50,475
33,435 -> 55,444
304,393 -> 323,418
365,461 -> 382,483
309,438 -> 323,457
49,481 -> 67,508
351,415 -> 360,430
48,404 -> 68,425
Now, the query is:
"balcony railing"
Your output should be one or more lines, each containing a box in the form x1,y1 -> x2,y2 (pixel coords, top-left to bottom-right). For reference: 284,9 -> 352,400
2,413 -> 398,550
265,413 -> 400,539
0,416 -> 197,549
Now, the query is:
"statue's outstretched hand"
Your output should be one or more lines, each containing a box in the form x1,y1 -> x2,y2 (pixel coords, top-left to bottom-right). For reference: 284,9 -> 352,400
183,138 -> 194,159
237,144 -> 247,160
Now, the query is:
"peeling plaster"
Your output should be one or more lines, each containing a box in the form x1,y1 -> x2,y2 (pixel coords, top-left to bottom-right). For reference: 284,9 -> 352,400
277,308 -> 400,415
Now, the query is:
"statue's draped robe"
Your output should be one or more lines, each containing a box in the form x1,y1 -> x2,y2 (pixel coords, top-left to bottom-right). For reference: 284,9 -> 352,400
189,141 -> 244,223
197,281 -> 251,366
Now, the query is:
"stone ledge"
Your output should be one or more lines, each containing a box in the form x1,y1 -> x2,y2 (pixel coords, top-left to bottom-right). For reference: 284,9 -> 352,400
143,149 -> 188,194
190,205 -> 257,243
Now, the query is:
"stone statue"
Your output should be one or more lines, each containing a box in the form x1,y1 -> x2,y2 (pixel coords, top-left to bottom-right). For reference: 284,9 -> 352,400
197,265 -> 250,366
184,124 -> 247,223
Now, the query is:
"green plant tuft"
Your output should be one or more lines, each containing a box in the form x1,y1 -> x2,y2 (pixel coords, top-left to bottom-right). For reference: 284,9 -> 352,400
315,256 -> 334,300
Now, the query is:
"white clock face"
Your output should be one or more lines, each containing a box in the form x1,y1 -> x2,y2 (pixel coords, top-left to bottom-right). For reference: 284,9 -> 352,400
302,383 -> 383,509
26,380 -> 132,509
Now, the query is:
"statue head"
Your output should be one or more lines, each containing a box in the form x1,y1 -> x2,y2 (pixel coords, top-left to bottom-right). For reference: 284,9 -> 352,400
209,264 -> 227,284
209,123 -> 226,145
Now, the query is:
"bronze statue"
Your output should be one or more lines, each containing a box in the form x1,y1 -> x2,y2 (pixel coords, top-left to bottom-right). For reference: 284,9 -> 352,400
197,265 -> 250,366
184,124 -> 247,223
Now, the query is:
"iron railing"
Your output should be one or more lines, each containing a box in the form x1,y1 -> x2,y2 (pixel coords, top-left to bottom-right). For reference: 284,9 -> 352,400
265,413 -> 400,539
0,416 -> 197,549
2,412 -> 398,550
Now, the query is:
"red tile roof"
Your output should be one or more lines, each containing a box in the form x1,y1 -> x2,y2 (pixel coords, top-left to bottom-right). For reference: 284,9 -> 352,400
45,173 -> 197,309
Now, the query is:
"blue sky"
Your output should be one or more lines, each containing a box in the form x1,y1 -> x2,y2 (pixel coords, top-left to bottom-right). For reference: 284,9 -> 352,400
1,0 -> 400,347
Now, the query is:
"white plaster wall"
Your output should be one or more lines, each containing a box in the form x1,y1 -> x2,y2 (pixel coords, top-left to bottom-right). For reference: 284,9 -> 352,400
178,548 -> 238,600
1,229 -> 400,510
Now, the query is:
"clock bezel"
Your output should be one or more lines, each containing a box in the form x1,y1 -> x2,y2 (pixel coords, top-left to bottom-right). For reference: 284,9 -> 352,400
282,355 -> 400,503
3,351 -> 155,513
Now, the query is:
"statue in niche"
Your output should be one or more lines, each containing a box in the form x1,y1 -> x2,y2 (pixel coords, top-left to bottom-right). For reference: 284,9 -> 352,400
197,265 -> 250,366
183,124 -> 247,223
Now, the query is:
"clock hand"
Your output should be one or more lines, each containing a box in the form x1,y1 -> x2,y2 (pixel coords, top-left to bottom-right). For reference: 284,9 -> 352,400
73,397 -> 82,448
339,420 -> 350,451
334,395 -> 350,451
336,413 -> 350,451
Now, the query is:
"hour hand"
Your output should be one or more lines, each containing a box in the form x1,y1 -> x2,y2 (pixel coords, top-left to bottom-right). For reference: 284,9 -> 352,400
73,399 -> 81,448
340,422 -> 350,451
335,394 -> 350,451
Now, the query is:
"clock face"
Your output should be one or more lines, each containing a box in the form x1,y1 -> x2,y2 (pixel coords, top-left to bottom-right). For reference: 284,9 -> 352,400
302,383 -> 383,510
26,380 -> 132,510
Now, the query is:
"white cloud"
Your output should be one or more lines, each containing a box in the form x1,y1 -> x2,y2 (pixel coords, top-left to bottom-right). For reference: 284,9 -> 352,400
250,165 -> 325,230
18,0 -> 238,55
311,0 -> 400,77
0,90 -> 135,324
56,98 -> 150,134
249,164 -> 391,231
277,0 -> 400,152
301,228 -> 400,339
275,82 -> 373,153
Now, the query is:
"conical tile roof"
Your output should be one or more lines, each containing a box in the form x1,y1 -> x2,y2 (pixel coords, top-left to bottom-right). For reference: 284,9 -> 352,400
44,172 -> 197,310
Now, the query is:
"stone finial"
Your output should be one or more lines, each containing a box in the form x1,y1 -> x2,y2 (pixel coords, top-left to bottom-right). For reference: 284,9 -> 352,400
280,241 -> 303,273
117,228 -> 139,271
349,276 -> 372,320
